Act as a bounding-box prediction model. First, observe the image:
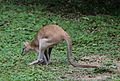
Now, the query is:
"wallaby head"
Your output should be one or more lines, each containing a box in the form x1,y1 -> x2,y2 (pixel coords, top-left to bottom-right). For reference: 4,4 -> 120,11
21,41 -> 32,55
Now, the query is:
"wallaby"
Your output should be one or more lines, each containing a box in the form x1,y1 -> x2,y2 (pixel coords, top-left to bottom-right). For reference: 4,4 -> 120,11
22,24 -> 98,68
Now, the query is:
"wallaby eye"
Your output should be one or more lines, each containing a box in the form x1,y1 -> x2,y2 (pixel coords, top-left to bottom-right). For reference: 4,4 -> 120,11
44,36 -> 48,38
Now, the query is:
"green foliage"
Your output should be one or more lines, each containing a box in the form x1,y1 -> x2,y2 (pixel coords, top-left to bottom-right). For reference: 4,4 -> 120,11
1,0 -> 120,19
0,0 -> 120,80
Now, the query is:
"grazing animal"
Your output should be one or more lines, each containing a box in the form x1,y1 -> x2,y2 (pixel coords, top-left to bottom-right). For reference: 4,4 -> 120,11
22,24 -> 98,68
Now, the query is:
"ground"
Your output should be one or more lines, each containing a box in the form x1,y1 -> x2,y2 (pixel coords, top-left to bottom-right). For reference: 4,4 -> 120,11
0,0 -> 120,81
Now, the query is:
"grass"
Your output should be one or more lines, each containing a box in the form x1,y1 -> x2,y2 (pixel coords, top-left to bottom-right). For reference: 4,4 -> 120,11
0,1 -> 120,81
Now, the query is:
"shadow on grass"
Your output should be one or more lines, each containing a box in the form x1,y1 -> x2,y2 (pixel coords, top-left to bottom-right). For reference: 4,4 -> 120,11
2,0 -> 120,19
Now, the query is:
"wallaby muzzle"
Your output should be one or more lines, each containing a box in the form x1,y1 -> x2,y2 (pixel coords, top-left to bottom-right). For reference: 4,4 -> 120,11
21,47 -> 25,56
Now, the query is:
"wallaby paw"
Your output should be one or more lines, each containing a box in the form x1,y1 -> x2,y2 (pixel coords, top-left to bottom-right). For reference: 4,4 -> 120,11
29,60 -> 39,65
29,59 -> 45,65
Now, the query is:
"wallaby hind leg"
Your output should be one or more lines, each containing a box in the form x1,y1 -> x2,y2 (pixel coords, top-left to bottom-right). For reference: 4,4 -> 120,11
37,39 -> 53,65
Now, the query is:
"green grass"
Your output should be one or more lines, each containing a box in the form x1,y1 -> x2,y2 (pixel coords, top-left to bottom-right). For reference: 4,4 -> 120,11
0,1 -> 120,81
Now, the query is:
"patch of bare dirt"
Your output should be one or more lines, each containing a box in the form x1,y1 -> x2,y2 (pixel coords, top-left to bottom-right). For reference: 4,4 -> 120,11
78,55 -> 109,67
65,73 -> 111,81
64,55 -> 120,80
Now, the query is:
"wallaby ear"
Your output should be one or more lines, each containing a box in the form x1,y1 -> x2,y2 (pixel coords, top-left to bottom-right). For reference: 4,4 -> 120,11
23,41 -> 30,47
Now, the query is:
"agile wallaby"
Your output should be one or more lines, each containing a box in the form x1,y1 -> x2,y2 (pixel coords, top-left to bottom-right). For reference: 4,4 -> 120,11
22,24 -> 98,68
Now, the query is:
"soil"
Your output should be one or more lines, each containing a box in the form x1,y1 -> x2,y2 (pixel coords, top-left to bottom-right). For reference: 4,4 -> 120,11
64,55 -> 120,80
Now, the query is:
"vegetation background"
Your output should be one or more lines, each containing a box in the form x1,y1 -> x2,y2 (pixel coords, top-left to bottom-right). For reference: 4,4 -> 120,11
0,0 -> 120,80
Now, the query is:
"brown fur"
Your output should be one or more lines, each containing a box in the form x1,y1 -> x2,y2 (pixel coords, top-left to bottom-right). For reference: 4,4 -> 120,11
22,24 -> 98,68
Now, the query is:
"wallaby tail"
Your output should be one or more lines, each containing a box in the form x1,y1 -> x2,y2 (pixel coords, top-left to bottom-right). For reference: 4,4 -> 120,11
64,34 -> 98,68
